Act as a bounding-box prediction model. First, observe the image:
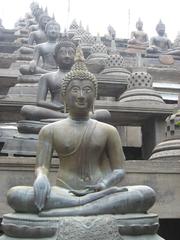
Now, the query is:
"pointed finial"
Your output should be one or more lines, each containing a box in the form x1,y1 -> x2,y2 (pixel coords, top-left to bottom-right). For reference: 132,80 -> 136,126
156,19 -> 165,29
71,45 -> 88,72
137,18 -> 143,24
74,45 -> 85,63
45,6 -> 48,14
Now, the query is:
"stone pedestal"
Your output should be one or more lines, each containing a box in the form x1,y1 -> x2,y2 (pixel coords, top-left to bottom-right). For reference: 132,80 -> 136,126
0,213 -> 164,240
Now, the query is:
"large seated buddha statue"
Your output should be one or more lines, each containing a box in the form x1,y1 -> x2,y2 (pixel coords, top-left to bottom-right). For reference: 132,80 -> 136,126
128,18 -> 149,49
147,20 -> 171,53
19,20 -> 60,75
1,47 -> 163,240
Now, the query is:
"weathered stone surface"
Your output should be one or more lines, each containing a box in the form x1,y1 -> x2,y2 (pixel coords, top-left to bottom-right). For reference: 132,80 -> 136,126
0,42 -> 21,53
96,74 -> 127,99
0,53 -> 17,68
0,213 -> 162,240
0,69 -> 19,98
150,109 -> 180,161
0,29 -> 16,42
119,71 -> 164,104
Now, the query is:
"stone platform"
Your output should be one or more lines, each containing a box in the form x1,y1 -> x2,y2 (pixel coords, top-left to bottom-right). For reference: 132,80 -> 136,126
0,213 -> 163,240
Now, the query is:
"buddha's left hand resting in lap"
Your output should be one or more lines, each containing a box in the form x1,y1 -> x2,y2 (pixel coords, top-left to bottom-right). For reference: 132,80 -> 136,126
7,47 -> 156,217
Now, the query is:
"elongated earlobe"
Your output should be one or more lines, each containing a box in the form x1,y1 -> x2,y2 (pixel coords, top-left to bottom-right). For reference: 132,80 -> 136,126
91,103 -> 95,114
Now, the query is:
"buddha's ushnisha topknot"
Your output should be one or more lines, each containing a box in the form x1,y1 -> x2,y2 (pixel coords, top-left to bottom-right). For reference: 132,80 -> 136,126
61,46 -> 98,97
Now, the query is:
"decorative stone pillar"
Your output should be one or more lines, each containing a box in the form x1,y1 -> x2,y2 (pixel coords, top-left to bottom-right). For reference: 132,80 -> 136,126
119,71 -> 164,103
80,31 -> 95,58
86,35 -> 108,73
149,109 -> 180,160
67,19 -> 79,39
101,40 -> 130,78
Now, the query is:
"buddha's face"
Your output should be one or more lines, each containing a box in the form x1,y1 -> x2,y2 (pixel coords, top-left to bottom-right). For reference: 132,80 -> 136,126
157,26 -> 165,36
136,22 -> 143,31
55,46 -> 75,70
46,24 -> 60,40
40,16 -> 51,29
65,79 -> 95,115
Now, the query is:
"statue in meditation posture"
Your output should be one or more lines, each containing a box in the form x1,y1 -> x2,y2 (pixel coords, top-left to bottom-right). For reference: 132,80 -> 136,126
128,18 -> 149,48
147,20 -> 171,53
19,20 -> 60,75
21,37 -> 76,121
7,47 -> 156,216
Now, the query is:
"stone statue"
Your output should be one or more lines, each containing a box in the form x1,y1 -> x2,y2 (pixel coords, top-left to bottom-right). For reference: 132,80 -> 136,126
107,25 -> 116,40
21,37 -> 76,121
162,31 -> 180,56
8,47 -> 156,217
147,20 -> 171,53
19,20 -> 60,75
128,18 -> 149,48
28,13 -> 51,45
27,4 -> 44,32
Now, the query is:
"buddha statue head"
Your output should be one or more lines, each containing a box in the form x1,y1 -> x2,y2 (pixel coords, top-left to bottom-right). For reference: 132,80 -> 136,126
39,13 -> 51,30
45,20 -> 60,41
62,46 -> 97,115
156,20 -> 165,36
54,36 -> 76,70
136,18 -> 143,31
30,1 -> 39,12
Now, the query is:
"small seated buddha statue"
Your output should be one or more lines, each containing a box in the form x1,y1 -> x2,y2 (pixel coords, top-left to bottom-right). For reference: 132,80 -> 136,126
21,36 -> 76,121
19,20 -> 60,75
7,47 -> 156,217
147,20 -> 171,53
128,18 -> 149,48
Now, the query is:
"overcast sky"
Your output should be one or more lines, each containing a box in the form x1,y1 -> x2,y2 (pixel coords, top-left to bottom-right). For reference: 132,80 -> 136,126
0,0 -> 180,41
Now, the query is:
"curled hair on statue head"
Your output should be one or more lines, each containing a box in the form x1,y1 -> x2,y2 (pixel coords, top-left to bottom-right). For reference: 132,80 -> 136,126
54,36 -> 76,60
61,46 -> 98,98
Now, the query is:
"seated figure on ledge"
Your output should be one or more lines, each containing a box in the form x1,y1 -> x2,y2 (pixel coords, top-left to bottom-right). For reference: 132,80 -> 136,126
19,20 -> 60,75
21,37 -> 76,121
7,47 -> 156,217
147,20 -> 171,53
128,18 -> 149,48
17,13 -> 51,56
28,13 -> 51,45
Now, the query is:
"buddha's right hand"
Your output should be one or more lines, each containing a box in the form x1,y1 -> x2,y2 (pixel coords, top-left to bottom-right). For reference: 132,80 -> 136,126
33,174 -> 51,211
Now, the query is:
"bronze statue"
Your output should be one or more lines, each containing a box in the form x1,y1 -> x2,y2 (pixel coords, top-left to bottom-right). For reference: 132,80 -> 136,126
147,20 -> 171,53
128,18 -> 149,47
28,13 -> 51,45
7,47 -> 155,216
21,37 -> 76,120
19,20 -> 60,75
